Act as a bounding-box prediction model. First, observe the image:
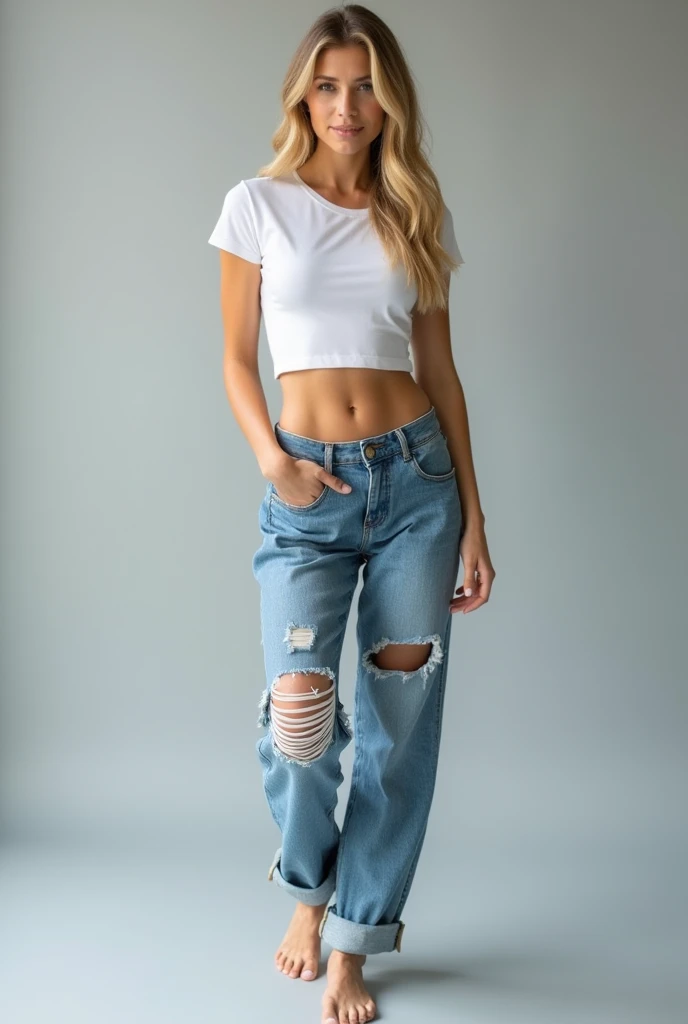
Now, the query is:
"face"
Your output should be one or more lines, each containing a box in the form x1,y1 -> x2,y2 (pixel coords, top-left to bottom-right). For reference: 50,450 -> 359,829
304,45 -> 385,150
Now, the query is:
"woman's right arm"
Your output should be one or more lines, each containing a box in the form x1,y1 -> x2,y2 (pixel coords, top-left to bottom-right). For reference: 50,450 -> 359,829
217,249 -> 352,503
217,249 -> 290,479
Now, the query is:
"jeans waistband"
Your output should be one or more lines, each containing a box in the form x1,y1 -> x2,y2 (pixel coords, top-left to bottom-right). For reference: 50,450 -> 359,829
273,405 -> 442,468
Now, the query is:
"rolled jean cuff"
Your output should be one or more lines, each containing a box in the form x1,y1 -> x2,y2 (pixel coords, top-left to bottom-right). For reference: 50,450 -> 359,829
319,904 -> 405,954
267,846 -> 337,906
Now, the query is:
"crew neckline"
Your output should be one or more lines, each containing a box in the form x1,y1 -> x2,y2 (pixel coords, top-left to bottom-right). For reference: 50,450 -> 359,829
292,169 -> 370,217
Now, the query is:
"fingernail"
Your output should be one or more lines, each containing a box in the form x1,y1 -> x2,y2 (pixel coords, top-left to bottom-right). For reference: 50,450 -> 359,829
465,588 -> 472,596
342,484 -> 351,492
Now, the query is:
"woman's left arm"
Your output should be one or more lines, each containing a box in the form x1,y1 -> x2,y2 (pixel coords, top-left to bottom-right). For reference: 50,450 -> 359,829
410,284 -> 496,614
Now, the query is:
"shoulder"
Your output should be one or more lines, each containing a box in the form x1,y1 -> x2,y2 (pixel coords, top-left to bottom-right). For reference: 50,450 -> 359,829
217,175 -> 277,205
222,174 -> 296,219
239,174 -> 292,202
239,174 -> 294,209
214,175 -> 287,223
208,174 -> 297,260
208,179 -> 265,261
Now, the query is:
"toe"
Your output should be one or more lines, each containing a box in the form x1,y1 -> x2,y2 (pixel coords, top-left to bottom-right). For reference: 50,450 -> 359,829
322,998 -> 337,1024
301,957 -> 317,980
289,959 -> 302,977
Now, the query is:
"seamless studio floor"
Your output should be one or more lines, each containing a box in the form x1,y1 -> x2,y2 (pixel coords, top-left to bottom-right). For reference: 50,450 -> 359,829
0,827 -> 684,1024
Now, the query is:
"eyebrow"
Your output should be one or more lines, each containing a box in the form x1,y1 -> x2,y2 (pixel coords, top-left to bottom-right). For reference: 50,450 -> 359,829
313,75 -> 372,82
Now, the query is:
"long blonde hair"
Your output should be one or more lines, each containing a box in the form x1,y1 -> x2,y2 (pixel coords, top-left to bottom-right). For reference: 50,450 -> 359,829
257,4 -> 462,314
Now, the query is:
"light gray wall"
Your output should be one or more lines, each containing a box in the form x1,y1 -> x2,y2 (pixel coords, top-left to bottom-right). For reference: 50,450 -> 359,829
1,0 -> 686,860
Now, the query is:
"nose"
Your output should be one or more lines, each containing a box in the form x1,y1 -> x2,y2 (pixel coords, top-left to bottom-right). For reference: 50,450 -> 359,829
337,90 -> 358,116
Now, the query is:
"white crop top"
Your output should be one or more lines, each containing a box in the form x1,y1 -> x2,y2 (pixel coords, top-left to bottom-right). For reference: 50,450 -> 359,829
208,170 -> 464,379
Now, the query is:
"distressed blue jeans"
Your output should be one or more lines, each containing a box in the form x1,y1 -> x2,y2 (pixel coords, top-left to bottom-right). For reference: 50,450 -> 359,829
251,405 -> 463,955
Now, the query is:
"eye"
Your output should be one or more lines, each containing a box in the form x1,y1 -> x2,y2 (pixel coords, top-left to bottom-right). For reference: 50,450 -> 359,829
316,82 -> 374,92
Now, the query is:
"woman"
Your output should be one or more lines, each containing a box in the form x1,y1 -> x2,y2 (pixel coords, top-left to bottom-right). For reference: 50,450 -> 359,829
208,6 -> 495,1022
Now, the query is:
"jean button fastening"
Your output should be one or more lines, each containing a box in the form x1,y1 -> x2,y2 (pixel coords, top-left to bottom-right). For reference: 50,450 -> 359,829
364,445 -> 376,458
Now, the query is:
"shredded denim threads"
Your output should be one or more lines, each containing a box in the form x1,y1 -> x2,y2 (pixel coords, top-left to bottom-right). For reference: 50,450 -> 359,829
257,686 -> 272,728
336,703 -> 353,739
270,676 -> 336,761
361,634 -> 444,690
256,666 -> 350,768
283,621 -> 317,653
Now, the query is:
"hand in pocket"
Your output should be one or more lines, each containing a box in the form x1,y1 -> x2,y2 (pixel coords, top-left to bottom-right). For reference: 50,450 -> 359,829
270,457 -> 352,507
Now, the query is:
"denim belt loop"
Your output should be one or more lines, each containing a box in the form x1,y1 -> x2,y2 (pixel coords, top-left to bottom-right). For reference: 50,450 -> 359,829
393,426 -> 412,461
324,443 -> 333,475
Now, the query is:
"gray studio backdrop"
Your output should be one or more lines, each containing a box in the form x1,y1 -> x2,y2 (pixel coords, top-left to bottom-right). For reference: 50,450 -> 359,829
0,1 -> 687,1018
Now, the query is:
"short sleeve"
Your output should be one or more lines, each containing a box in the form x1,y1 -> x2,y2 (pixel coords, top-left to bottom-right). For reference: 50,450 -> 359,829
441,202 -> 464,268
208,180 -> 262,264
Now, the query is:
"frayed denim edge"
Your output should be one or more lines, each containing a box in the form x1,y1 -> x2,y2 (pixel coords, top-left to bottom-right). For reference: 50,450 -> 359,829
282,620 -> 317,653
361,633 -> 444,690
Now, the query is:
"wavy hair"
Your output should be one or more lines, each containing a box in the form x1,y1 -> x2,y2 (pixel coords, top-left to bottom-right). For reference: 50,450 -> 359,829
256,4 -> 462,313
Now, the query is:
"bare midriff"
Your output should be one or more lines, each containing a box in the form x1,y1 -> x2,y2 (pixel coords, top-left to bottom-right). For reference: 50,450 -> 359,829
276,367 -> 433,442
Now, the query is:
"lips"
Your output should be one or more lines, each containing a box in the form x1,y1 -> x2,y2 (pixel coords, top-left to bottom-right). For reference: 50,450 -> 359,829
332,126 -> 363,135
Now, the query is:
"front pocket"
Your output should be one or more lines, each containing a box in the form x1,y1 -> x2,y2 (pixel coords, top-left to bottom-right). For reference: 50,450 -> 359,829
268,480 -> 331,512
409,430 -> 457,482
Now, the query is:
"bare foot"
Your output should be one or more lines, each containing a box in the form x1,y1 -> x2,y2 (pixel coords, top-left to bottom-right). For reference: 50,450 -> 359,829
321,949 -> 377,1023
275,901 -> 327,981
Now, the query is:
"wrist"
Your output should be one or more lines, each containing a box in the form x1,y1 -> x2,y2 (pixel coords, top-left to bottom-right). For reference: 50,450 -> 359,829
462,506 -> 485,531
260,449 -> 292,480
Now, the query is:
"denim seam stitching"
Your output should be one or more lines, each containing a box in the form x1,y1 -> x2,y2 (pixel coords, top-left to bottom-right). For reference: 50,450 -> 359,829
407,427 -> 442,451
409,456 -> 456,482
332,563 -> 364,885
392,614 -> 451,920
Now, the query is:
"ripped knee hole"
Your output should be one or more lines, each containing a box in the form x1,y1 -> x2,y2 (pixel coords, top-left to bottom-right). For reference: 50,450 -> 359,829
269,672 -> 336,762
362,634 -> 445,685
370,642 -> 433,672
